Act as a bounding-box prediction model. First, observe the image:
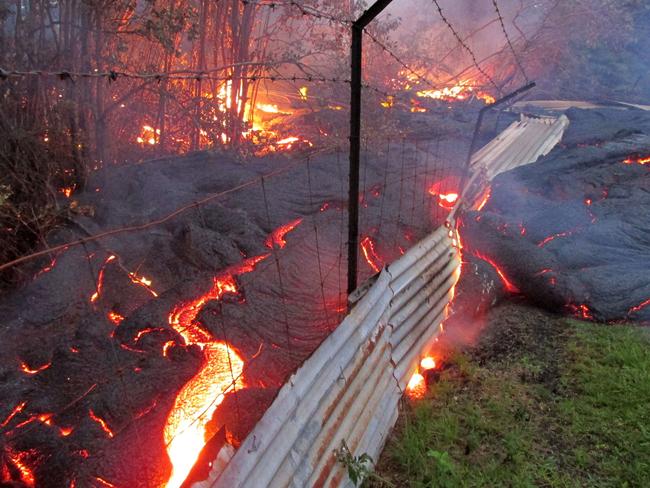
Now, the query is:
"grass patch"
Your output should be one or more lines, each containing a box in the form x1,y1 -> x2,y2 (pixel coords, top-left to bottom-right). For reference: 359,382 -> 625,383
371,309 -> 650,487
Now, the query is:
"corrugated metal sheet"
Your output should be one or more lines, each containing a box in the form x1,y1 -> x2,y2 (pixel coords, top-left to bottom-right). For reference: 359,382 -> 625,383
195,112 -> 569,488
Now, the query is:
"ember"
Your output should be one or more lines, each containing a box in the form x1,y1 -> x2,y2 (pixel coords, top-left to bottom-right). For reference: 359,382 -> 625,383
360,236 -> 383,273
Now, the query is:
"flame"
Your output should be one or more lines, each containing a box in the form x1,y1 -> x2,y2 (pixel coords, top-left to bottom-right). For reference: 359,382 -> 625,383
415,79 -> 494,104
360,236 -> 382,273
299,86 -> 308,100
137,125 -> 160,146
164,254 -> 270,488
406,372 -> 426,399
473,251 -> 519,293
476,92 -> 496,104
264,218 -> 303,249
420,357 -> 436,370
623,155 -> 650,165
60,187 -> 74,198
89,409 -> 114,438
20,361 -> 51,375
380,96 -> 394,108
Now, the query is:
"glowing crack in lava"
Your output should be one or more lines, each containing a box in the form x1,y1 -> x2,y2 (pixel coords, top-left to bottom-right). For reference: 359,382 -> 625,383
437,192 -> 459,208
264,218 -> 303,249
473,251 -> 520,294
629,298 -> 650,315
623,154 -> 650,165
360,236 -> 383,273
163,255 -> 268,488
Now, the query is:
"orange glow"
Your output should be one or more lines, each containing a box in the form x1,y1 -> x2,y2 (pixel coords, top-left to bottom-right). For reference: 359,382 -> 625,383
299,86 -> 308,100
629,298 -> 650,314
20,361 -> 51,375
164,254 -> 270,488
437,192 -> 459,208
567,303 -> 593,320
162,340 -> 175,357
90,255 -> 116,303
623,155 -> 650,165
128,272 -> 158,297
420,357 -> 436,370
477,92 -> 496,104
406,372 -> 426,399
94,477 -> 117,488
264,218 -> 303,249
476,187 -> 491,211
360,236 -> 382,273
7,451 -> 34,487
60,187 -> 74,198
473,251 -> 519,293
89,409 -> 114,438
537,230 -> 572,247
136,125 -> 160,146
107,311 -> 124,325
1,401 -> 26,427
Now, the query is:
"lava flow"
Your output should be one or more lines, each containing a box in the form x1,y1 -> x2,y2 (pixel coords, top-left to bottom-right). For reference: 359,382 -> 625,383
623,154 -> 650,165
360,236 -> 383,273
163,221 -> 300,487
473,251 -> 520,294
163,262 -> 262,488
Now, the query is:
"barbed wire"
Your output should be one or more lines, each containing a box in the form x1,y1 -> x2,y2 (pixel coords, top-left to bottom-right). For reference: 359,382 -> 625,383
491,0 -> 529,82
431,0 -> 502,94
241,0 -> 352,25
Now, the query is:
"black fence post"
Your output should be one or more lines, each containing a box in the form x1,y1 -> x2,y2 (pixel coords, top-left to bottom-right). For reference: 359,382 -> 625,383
348,0 -> 394,298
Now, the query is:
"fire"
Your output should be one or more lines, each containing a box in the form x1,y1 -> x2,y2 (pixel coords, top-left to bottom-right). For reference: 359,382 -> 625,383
264,218 -> 303,249
415,79 -> 494,104
20,361 -> 51,375
420,356 -> 437,370
89,409 -> 114,438
299,86 -> 308,100
136,125 -> 160,145
406,372 -> 426,399
437,192 -> 459,208
59,187 -> 74,198
623,155 -> 650,165
473,251 -> 519,294
164,254 -> 270,488
360,236 -> 383,273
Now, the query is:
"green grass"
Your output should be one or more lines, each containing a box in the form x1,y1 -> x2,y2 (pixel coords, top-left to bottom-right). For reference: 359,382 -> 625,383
371,319 -> 650,487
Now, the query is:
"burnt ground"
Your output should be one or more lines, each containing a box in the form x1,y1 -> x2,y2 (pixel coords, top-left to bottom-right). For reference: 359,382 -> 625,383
372,299 -> 650,487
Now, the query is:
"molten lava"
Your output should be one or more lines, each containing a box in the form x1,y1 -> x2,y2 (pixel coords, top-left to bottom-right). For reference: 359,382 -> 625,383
164,254 -> 270,488
629,298 -> 650,314
19,361 -> 52,375
437,192 -> 459,208
90,255 -> 116,303
623,154 -> 650,165
264,218 -> 303,249
360,236 -> 383,273
89,409 -> 114,438
473,251 -> 520,294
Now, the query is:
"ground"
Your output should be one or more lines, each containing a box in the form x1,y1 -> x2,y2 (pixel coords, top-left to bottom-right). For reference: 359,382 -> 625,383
369,300 -> 650,487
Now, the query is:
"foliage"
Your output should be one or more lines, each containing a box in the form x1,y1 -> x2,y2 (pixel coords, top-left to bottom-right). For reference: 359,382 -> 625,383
371,316 -> 650,487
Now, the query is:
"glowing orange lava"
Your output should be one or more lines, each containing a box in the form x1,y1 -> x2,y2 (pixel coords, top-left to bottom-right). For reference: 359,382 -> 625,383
360,236 -> 383,273
89,409 -> 114,438
107,311 -> 124,325
623,155 -> 650,165
164,255 -> 269,488
128,273 -> 158,297
629,298 -> 650,314
476,187 -> 491,211
0,401 -> 26,428
538,230 -> 573,247
567,303 -> 593,320
473,251 -> 519,294
90,255 -> 116,303
264,218 -> 303,249
6,451 -> 34,487
437,192 -> 459,208
20,361 -> 51,375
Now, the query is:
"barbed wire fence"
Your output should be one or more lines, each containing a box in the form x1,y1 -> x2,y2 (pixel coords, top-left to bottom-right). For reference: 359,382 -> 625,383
0,0 -> 533,485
